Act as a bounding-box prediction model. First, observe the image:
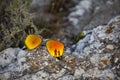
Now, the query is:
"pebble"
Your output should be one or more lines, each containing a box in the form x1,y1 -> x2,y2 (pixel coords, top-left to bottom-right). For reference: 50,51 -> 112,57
83,47 -> 92,55
90,54 -> 100,66
0,48 -> 17,67
100,69 -> 115,79
58,75 -> 75,80
0,72 -> 10,80
106,44 -> 114,50
74,67 -> 85,77
52,68 -> 66,79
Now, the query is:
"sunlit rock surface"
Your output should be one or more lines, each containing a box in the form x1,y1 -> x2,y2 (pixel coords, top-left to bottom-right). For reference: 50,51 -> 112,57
0,16 -> 120,80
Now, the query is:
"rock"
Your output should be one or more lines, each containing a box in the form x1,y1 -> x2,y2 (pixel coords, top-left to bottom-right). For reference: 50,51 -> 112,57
83,47 -> 92,55
83,67 -> 101,78
0,48 -> 30,80
75,34 -> 91,54
52,68 -> 66,79
58,75 -> 75,80
73,16 -> 120,79
0,15 -> 120,80
65,48 -> 72,54
100,69 -> 115,80
90,54 -> 100,66
74,67 -> 85,78
106,44 -> 114,50
0,72 -> 11,80
0,48 -> 17,67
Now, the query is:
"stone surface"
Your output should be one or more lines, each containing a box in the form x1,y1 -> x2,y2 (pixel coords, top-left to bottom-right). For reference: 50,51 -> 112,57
1,0 -> 120,52
0,16 -> 120,80
0,0 -> 120,79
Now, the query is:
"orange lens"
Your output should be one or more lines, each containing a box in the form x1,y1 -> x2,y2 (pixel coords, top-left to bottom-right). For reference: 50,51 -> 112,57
46,40 -> 64,57
25,34 -> 42,50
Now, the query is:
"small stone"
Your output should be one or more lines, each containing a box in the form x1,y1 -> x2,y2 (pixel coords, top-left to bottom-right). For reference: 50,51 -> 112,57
106,45 -> 114,50
44,62 -> 48,66
0,72 -> 10,80
32,75 -> 40,80
74,68 -> 85,77
84,47 -> 92,55
59,68 -> 66,76
0,48 -> 17,67
41,72 -> 48,78
108,37 -> 113,41
100,69 -> 115,79
101,57 -> 109,65
65,56 -> 76,66
105,25 -> 114,34
114,58 -> 119,63
65,48 -> 71,54
29,63 -> 39,72
90,54 -> 100,66
98,33 -> 106,40
98,63 -> 105,69
83,68 -> 101,78
52,68 -> 66,79
89,34 -> 95,43
58,75 -> 74,80
72,52 -> 79,56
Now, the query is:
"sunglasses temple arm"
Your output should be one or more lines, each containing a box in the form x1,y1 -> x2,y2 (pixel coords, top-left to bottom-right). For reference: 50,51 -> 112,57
22,46 -> 27,50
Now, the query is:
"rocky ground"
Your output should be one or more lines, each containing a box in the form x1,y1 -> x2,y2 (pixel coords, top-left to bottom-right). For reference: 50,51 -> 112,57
0,16 -> 120,80
0,0 -> 120,80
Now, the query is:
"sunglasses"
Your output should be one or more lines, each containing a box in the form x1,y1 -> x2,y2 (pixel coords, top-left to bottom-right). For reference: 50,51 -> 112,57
24,34 -> 64,58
